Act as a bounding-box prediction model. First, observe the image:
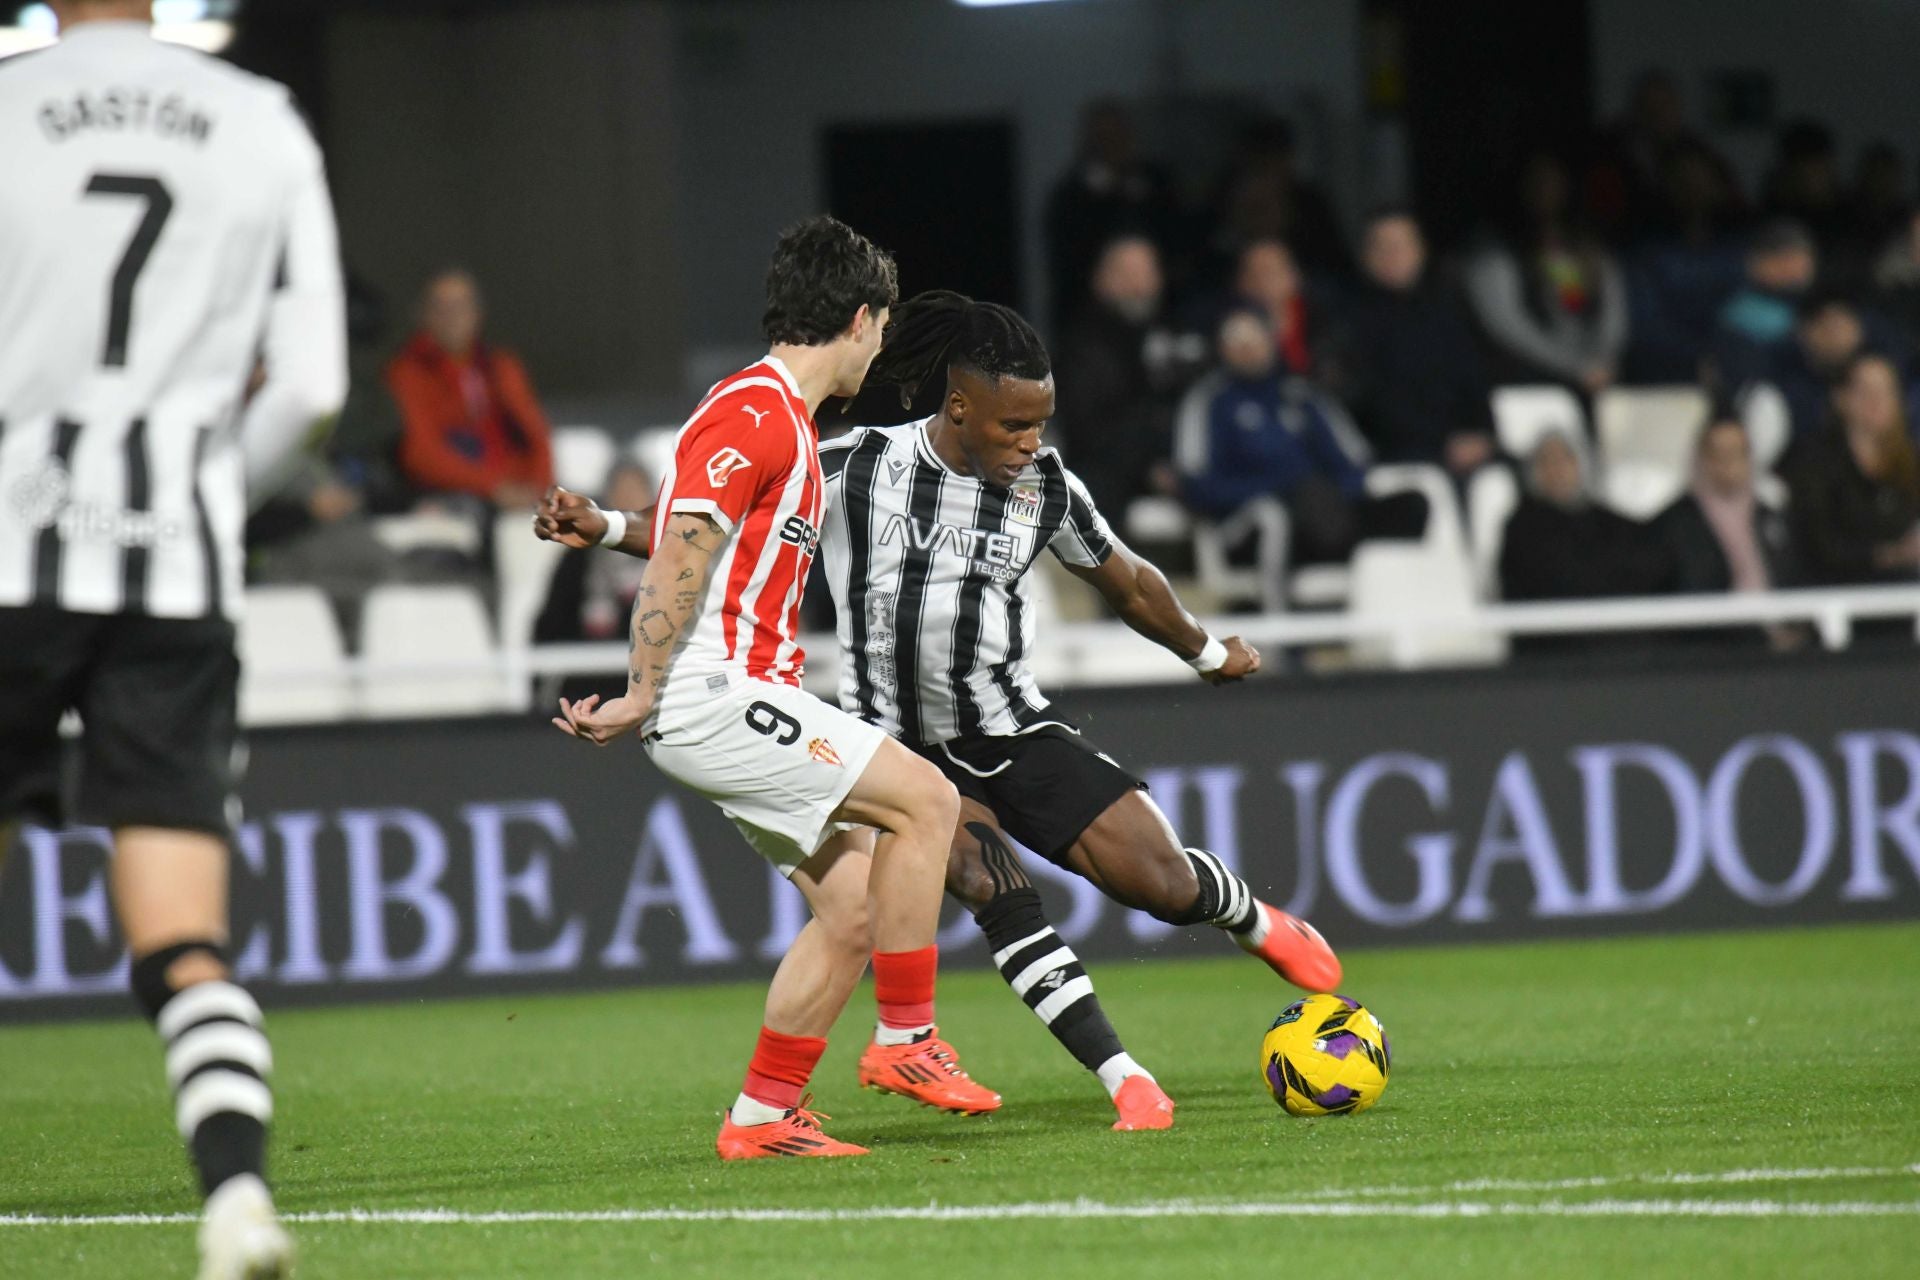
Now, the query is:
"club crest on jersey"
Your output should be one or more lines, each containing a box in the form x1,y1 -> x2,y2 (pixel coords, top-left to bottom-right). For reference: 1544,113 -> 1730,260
807,737 -> 843,767
1007,485 -> 1043,526
706,447 -> 752,488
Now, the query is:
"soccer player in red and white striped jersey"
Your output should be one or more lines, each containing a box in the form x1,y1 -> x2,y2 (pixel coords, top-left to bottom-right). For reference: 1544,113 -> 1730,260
553,218 -> 998,1156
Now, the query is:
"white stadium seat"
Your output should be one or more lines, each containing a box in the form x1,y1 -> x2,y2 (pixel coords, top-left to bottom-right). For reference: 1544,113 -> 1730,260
1347,542 -> 1506,670
1491,384 -> 1585,460
357,584 -> 509,718
630,427 -> 679,490
1466,464 -> 1519,599
1740,381 -> 1792,473
552,425 -> 618,493
369,510 -> 482,559
1595,385 -> 1709,476
493,510 -> 566,652
238,586 -> 352,726
1601,458 -> 1688,520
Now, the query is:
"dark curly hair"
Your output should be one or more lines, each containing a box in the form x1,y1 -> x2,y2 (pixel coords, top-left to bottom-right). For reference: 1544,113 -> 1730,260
761,216 -> 900,346
851,290 -> 1051,421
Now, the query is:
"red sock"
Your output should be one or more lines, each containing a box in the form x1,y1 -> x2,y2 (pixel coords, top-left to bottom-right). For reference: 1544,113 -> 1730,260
740,1025 -> 827,1111
872,945 -> 938,1030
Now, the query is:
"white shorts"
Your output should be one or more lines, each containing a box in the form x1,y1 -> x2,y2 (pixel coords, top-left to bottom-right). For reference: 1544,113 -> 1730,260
644,676 -> 888,877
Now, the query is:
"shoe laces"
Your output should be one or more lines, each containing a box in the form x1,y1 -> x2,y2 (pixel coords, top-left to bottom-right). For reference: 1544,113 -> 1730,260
916,1038 -> 972,1080
785,1093 -> 832,1130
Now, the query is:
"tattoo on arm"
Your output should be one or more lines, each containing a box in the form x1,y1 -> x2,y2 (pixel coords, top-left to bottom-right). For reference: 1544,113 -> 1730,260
635,610 -> 676,647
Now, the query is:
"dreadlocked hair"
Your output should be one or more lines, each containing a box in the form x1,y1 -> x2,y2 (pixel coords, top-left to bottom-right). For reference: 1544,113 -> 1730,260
852,290 -> 1052,424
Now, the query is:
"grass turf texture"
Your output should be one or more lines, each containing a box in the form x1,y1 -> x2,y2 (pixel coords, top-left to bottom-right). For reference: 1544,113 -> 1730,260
2,922 -> 1916,1279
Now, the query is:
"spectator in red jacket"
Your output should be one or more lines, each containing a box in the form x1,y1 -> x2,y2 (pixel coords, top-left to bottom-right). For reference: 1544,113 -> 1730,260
386,269 -> 553,510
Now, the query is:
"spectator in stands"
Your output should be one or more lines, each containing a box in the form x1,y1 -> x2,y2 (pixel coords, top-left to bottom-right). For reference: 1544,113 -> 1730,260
1848,142 -> 1910,251
1787,352 -> 1920,585
1211,117 -> 1349,278
1044,99 -> 1176,330
1656,415 -> 1797,596
535,460 -> 656,645
1054,235 -> 1193,516
1464,153 -> 1628,395
1708,219 -> 1818,394
1232,238 -> 1322,378
1332,208 -> 1496,478
1767,294 -> 1871,443
1500,431 -> 1669,603
387,269 -> 554,512
1621,140 -> 1749,382
1588,70 -> 1741,243
1871,207 -> 1920,352
1174,306 -> 1367,563
246,455 -> 398,635
1761,120 -> 1848,251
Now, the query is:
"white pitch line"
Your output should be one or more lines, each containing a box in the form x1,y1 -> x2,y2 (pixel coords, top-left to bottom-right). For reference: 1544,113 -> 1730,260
1291,1162 -> 1920,1201
2,1199 -> 1919,1228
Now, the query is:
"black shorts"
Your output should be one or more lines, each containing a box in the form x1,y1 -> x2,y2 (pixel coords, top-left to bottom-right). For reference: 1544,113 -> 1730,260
0,606 -> 239,835
915,724 -> 1145,863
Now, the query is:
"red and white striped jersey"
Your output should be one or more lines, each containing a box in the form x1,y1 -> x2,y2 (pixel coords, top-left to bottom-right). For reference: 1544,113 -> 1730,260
650,355 -> 822,716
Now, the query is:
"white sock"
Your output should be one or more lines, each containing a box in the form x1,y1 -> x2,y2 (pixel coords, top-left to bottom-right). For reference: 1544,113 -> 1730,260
1095,1052 -> 1154,1098
728,1093 -> 788,1126
873,1021 -> 932,1047
1234,904 -> 1272,949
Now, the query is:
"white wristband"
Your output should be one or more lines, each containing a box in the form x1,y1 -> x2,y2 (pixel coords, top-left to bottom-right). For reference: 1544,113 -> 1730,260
598,508 -> 628,549
1186,635 -> 1228,674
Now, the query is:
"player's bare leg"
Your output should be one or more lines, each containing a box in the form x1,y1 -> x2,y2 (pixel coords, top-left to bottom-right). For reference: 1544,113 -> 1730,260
943,801 -> 1172,1130
719,833 -> 875,1159
835,741 -> 1000,1113
1060,791 -> 1342,993
112,828 -> 292,1280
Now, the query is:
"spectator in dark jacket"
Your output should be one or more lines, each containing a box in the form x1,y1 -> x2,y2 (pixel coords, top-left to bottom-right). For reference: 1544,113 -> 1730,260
1709,219 -> 1818,394
1787,353 -> 1920,585
1176,307 -> 1371,563
1211,117 -> 1349,278
1044,99 -> 1177,330
1054,235 -> 1184,517
1870,208 -> 1920,354
1657,416 -> 1797,594
1334,209 -> 1496,478
1500,431 -> 1669,603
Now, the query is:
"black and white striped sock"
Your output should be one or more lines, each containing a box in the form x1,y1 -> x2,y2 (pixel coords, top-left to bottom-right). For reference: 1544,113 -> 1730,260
156,980 -> 274,1196
976,888 -> 1127,1079
1184,846 -> 1266,937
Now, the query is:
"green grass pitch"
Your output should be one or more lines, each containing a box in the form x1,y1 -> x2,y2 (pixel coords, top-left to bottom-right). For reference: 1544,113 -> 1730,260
3,922 -> 1917,1279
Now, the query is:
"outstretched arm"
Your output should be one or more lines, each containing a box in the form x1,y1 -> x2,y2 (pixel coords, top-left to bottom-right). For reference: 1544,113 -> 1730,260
1064,542 -> 1260,685
552,512 -> 724,743
534,486 -> 656,557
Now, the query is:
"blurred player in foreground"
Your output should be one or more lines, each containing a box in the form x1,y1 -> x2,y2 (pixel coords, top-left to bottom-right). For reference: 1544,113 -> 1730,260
539,292 -> 1341,1132
0,1 -> 348,1273
551,219 -> 997,1159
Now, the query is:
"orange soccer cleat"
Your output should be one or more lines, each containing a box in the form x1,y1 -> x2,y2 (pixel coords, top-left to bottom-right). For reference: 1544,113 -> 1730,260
1110,1074 -> 1176,1131
857,1028 -> 1002,1115
715,1097 -> 870,1160
1237,900 -> 1343,992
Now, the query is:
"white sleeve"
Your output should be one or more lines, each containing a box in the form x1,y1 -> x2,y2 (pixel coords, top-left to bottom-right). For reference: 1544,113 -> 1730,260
239,100 -> 348,508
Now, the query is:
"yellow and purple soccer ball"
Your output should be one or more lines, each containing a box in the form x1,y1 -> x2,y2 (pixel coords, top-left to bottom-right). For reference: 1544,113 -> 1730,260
1261,994 -> 1391,1116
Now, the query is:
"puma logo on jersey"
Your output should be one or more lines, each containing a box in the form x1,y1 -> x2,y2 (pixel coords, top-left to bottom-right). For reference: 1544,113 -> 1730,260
706,447 -> 752,487
743,405 -> 770,429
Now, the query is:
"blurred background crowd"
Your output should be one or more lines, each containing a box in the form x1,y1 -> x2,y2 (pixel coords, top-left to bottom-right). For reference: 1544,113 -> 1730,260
17,0 -> 1916,696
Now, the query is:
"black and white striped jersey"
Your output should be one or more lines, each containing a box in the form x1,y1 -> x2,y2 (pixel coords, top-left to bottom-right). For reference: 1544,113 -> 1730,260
819,418 -> 1115,744
0,23 -> 347,621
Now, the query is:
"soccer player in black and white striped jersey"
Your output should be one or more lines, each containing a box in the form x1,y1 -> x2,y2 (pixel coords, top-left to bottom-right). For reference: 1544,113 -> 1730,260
0,4 -> 346,1275
538,293 -> 1342,1133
